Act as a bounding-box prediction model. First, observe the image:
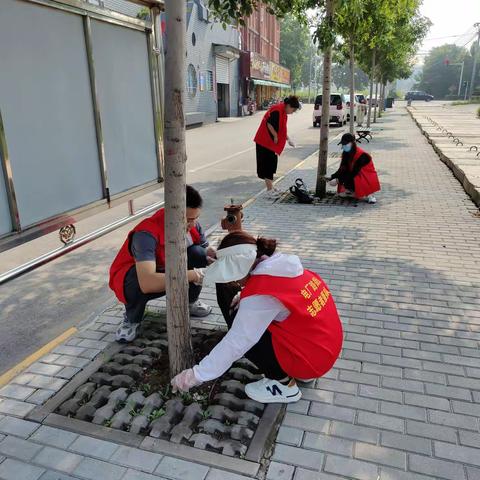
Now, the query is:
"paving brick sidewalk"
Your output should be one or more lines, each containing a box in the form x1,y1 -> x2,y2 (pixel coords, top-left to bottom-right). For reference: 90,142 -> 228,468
0,107 -> 480,480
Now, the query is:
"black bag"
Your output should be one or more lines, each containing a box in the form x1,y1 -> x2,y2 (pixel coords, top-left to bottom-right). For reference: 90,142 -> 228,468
289,178 -> 313,204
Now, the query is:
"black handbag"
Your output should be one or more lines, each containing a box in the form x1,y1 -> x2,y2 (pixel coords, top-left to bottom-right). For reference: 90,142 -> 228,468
289,178 -> 313,204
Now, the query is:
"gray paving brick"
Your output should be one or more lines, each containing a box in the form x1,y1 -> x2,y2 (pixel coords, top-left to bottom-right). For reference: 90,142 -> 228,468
266,462 -> 295,480
109,446 -> 162,473
76,330 -> 107,341
362,363 -> 402,378
56,367 -> 81,380
27,363 -> 63,376
300,388 -> 334,404
10,373 -> 35,386
155,457 -> 209,480
294,467 -> 348,480
272,444 -> 323,470
73,458 -> 126,480
466,467 -> 480,480
77,339 -> 109,350
0,384 -> 37,401
324,454 -> 378,480
434,441 -> 480,467
309,402 -> 355,423
425,383 -> 472,401
381,377 -> 424,393
286,400 -> 310,415
360,385 -> 402,403
30,426 -> 78,449
27,389 -> 56,405
380,431 -> 432,455
422,361 -> 465,376
365,344 -> 402,356
0,436 -> 42,461
379,467 -> 436,480
69,436 -> 119,461
404,392 -> 450,411
448,375 -> 480,390
0,458 -> 45,480
406,420 -> 457,443
26,375 -> 67,391
384,338 -> 419,349
339,370 -> 380,386
206,469 -> 252,480
315,378 -> 357,395
380,401 -> 426,421
409,454 -> 466,480
78,349 -> 101,360
334,358 -> 361,372
334,392 -> 378,412
277,426 -> 304,447
302,431 -> 353,456
452,400 -> 480,417
39,354 -> 61,365
0,398 -> 35,417
122,470 -> 158,480
39,472 -> 80,480
51,356 -> 90,368
330,420 -> 379,444
459,431 -> 480,448
355,442 -> 406,469
0,416 -> 40,438
429,409 -> 478,430
357,411 -> 404,432
52,346 -> 86,357
283,412 -> 329,434
404,369 -> 446,384
343,350 -> 381,364
33,447 -> 83,473
443,354 -> 480,368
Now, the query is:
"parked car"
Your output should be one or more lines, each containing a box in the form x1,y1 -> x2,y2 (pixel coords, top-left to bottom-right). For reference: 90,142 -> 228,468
312,93 -> 347,127
346,94 -> 367,121
404,91 -> 434,102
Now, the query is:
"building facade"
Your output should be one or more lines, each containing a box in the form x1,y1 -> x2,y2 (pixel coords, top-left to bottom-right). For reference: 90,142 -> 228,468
239,3 -> 290,110
91,0 -> 240,126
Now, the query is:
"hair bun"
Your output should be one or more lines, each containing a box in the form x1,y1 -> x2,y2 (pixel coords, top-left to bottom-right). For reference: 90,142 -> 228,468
256,237 -> 277,257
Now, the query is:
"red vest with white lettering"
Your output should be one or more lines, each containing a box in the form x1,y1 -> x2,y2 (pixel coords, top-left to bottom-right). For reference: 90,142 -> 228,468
337,146 -> 381,198
109,208 -> 202,304
241,269 -> 343,379
254,103 -> 288,155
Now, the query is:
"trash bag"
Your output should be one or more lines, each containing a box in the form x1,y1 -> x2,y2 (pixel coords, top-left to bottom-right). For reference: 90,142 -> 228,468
289,178 -> 314,204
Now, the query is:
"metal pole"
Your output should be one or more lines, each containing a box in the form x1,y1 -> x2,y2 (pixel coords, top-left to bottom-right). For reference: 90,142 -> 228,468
458,61 -> 465,97
0,199 -> 165,285
464,81 -> 469,100
83,15 -> 110,203
0,108 -> 21,232
308,51 -> 313,103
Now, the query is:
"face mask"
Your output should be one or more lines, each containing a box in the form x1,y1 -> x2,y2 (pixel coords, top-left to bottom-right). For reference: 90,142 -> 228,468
342,143 -> 352,153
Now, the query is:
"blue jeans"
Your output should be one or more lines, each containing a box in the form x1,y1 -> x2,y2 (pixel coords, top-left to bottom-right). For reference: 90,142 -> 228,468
123,244 -> 208,323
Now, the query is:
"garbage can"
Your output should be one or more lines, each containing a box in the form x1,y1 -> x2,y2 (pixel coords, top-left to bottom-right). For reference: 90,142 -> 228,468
386,97 -> 394,108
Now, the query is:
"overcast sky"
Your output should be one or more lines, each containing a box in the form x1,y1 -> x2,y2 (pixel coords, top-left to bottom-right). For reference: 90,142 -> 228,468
419,0 -> 480,58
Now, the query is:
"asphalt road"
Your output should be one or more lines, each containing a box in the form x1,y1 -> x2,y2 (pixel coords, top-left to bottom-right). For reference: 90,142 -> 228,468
0,105 -> 347,375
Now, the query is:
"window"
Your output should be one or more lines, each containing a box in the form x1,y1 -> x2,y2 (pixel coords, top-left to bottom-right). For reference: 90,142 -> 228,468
187,64 -> 197,97
206,71 -> 214,92
192,32 -> 196,46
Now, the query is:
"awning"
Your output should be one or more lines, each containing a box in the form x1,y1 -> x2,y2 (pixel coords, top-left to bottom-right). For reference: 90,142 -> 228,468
214,44 -> 240,60
252,79 -> 290,88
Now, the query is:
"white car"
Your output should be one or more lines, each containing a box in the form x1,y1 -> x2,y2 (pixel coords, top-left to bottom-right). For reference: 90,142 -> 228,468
312,93 -> 347,127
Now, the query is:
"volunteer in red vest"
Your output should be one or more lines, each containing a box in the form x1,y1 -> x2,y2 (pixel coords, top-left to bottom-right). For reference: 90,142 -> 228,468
254,96 -> 300,198
109,186 -> 214,342
327,133 -> 380,204
171,231 -> 343,404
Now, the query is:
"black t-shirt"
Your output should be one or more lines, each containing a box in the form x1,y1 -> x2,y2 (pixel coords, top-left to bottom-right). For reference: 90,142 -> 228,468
267,110 -> 280,140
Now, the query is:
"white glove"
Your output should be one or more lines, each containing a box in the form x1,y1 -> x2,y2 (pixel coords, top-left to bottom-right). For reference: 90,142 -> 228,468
329,178 -> 338,186
287,139 -> 296,147
171,368 -> 202,393
230,292 -> 241,312
193,268 -> 205,286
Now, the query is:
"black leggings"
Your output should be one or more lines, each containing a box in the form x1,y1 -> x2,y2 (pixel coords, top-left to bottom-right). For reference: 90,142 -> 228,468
216,284 -> 288,380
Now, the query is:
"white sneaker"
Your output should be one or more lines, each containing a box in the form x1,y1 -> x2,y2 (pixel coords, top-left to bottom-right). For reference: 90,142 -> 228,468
366,195 -> 377,204
115,318 -> 140,343
244,378 -> 302,404
266,189 -> 281,199
189,300 -> 212,317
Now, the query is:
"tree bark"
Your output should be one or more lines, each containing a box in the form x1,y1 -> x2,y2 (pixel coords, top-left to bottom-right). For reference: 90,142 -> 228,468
349,38 -> 355,134
164,0 -> 193,377
366,49 -> 375,128
373,80 -> 379,123
315,0 -> 334,198
378,80 -> 385,118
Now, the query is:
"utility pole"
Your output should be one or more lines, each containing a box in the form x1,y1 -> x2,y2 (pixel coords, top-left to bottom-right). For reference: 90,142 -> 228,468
308,50 -> 313,104
457,61 -> 465,97
468,23 -> 480,100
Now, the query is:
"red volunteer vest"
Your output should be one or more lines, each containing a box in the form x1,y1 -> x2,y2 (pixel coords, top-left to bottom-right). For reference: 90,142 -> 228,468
109,208 -> 201,304
241,269 -> 343,379
337,146 -> 381,198
254,103 -> 288,155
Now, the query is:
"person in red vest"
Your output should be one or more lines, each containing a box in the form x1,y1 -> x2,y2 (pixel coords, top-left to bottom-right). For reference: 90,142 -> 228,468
109,186 -> 214,342
170,230 -> 343,404
327,133 -> 380,204
254,96 -> 300,198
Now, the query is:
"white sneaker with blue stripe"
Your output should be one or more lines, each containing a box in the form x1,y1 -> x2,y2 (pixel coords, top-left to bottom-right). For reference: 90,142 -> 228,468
244,377 -> 302,404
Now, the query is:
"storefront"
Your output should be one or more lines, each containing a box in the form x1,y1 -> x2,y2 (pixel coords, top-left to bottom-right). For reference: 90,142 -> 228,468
240,51 -> 290,110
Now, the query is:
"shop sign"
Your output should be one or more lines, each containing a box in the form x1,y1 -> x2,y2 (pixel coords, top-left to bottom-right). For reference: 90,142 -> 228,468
250,52 -> 290,85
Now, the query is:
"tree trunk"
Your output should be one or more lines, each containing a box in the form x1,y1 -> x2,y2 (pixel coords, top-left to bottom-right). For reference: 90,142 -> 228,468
366,49 -> 375,128
164,0 -> 193,377
373,80 -> 379,123
349,38 -> 355,134
315,0 -> 334,198
378,80 -> 385,118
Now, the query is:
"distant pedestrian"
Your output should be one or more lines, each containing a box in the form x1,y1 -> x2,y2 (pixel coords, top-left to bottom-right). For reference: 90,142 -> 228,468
254,96 -> 300,198
327,133 -> 380,204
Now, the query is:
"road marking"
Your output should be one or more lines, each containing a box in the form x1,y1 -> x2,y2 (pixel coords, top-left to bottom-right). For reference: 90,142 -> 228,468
188,146 -> 255,173
0,326 -> 77,387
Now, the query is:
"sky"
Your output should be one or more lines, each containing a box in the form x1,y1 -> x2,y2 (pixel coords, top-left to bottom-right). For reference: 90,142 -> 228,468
418,0 -> 480,61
